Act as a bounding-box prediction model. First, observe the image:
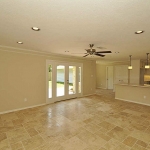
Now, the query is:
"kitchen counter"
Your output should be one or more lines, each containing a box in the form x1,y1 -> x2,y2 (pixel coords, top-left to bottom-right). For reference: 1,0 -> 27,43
115,84 -> 150,106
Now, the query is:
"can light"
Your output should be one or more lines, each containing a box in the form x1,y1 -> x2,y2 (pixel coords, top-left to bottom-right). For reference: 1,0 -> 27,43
135,30 -> 144,34
17,41 -> 23,44
32,27 -> 40,31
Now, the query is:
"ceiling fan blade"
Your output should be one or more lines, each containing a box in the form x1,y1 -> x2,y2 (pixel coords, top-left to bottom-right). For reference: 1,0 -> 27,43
95,53 -> 105,57
72,53 -> 87,54
83,54 -> 89,57
96,51 -> 112,53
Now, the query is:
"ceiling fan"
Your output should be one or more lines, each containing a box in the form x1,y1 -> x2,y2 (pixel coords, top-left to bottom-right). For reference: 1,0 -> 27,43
83,44 -> 112,57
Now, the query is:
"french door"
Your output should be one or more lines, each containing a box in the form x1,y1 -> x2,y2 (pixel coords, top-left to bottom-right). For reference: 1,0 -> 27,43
46,61 -> 83,103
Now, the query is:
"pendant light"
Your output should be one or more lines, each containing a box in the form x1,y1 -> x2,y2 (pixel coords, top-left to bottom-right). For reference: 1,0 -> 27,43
145,53 -> 150,69
128,55 -> 132,70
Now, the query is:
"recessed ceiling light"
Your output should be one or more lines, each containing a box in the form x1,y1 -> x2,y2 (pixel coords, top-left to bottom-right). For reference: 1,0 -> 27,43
32,27 -> 40,31
135,30 -> 144,34
115,52 -> 119,54
17,41 -> 23,44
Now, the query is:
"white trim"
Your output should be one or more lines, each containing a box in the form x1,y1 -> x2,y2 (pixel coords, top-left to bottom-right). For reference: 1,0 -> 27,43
96,87 -> 107,89
46,60 -> 83,103
83,93 -> 96,97
0,103 -> 47,115
0,45 -> 94,61
115,97 -> 150,107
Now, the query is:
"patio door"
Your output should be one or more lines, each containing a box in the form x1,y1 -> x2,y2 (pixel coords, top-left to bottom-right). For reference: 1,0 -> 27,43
46,61 -> 83,103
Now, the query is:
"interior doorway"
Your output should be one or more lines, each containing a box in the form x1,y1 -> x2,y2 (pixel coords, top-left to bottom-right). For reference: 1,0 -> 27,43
46,61 -> 83,103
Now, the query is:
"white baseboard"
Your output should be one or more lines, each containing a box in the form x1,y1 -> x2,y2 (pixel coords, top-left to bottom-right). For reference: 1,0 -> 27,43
97,87 -> 107,89
0,103 -> 47,115
83,93 -> 96,97
115,97 -> 150,107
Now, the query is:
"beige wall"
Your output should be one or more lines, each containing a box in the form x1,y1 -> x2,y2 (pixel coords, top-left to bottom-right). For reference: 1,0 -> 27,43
96,62 -> 129,89
129,60 -> 140,84
0,49 -> 96,113
96,64 -> 107,89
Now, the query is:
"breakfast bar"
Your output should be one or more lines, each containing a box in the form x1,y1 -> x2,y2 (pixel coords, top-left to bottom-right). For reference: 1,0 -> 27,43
115,84 -> 150,106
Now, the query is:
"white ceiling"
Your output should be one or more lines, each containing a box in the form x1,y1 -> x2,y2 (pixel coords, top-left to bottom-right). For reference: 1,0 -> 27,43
0,0 -> 150,62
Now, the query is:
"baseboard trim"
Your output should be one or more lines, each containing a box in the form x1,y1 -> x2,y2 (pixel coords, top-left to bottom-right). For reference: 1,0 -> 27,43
83,93 -> 96,97
115,97 -> 150,107
0,103 -> 47,115
97,87 -> 107,89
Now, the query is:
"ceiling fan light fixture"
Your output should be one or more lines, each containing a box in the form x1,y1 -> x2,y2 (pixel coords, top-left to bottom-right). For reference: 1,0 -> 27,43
32,27 -> 40,31
128,55 -> 132,70
145,65 -> 150,69
135,30 -> 144,34
128,66 -> 133,70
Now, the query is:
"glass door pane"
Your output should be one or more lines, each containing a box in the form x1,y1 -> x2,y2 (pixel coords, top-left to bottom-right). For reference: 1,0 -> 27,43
48,65 -> 52,98
78,67 -> 81,93
56,65 -> 65,97
69,66 -> 76,94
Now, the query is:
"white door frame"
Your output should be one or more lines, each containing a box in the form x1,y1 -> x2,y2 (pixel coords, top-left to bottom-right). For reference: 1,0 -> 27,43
106,66 -> 114,89
46,60 -> 83,103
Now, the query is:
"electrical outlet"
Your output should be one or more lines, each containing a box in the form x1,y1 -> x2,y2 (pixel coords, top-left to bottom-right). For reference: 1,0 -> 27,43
144,96 -> 146,99
24,98 -> 27,102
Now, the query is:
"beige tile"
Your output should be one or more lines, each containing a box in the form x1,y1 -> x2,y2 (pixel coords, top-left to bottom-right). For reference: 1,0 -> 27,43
136,140 -> 148,148
103,138 -> 120,150
0,139 -> 10,149
22,135 -> 45,150
126,123 -> 146,131
87,136 -> 107,150
70,120 -> 86,129
131,144 -> 147,150
131,130 -> 150,143
107,126 -> 130,142
115,143 -> 130,150
12,118 -> 28,126
6,127 -> 27,138
27,128 -> 39,137
99,121 -> 115,131
1,89 -> 150,150
99,148 -> 107,150
83,123 -> 100,134
9,133 -> 30,144
123,136 -> 137,147
0,126 -> 14,133
123,109 -> 142,116
61,136 -> 87,150
10,141 -> 23,150
77,129 -> 97,143
35,141 -> 64,150
1,113 -> 18,122
0,133 -> 7,142
95,130 -> 111,141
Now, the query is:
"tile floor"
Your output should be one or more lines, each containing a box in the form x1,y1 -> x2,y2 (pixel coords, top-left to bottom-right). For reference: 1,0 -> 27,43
0,89 -> 150,150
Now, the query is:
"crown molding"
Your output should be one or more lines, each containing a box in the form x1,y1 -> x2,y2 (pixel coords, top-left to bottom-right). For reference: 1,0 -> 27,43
0,45 -> 95,62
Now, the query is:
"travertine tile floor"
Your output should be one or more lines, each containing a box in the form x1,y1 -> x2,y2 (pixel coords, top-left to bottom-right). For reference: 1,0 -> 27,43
1,89 -> 150,150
